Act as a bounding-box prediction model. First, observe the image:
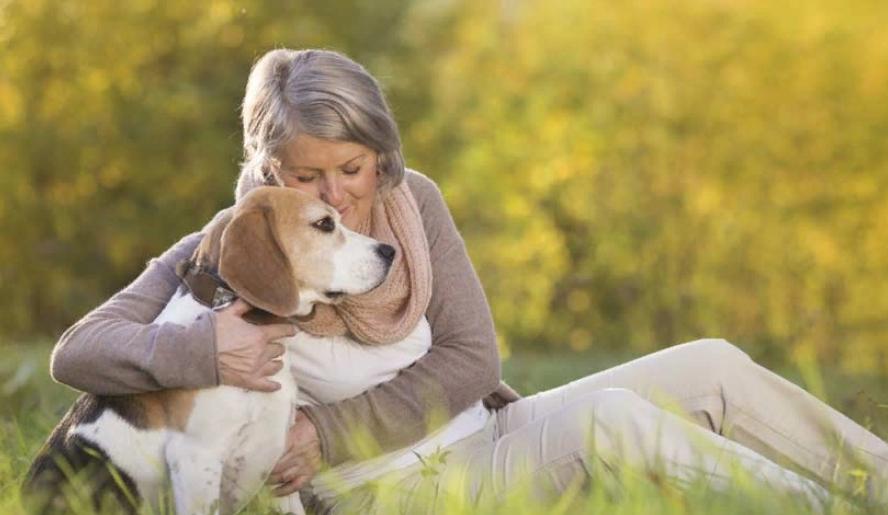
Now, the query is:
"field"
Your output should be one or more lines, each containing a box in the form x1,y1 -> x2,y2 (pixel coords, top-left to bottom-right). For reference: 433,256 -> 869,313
2,343 -> 887,514
3,0 -> 888,512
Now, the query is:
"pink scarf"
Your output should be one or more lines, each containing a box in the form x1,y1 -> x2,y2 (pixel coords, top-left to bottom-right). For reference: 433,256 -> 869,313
296,181 -> 433,344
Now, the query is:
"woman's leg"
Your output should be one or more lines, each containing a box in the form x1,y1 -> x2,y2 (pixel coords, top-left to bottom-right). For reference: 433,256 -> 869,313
500,338 -> 888,499
485,389 -> 826,505
323,388 -> 828,514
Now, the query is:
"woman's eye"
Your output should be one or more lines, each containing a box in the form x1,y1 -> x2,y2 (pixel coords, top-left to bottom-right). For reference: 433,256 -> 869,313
296,175 -> 315,183
312,216 -> 335,233
343,168 -> 359,175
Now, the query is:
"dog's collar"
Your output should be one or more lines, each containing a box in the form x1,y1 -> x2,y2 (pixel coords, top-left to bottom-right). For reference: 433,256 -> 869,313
178,261 -> 316,323
181,266 -> 237,310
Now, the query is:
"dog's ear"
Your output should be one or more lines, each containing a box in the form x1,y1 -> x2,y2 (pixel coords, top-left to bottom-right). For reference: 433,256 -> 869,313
193,207 -> 235,270
219,205 -> 300,317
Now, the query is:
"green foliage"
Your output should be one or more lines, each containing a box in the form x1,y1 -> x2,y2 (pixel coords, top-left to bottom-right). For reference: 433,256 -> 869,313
2,0 -> 888,376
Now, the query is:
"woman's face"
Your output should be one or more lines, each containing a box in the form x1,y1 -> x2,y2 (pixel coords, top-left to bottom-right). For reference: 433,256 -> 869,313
276,134 -> 379,230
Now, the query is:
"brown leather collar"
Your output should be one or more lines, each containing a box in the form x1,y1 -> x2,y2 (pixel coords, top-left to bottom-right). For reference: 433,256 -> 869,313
177,260 -> 315,324
180,264 -> 237,310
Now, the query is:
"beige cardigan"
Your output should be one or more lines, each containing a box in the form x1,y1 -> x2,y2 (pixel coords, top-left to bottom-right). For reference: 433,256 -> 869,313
50,170 -> 519,466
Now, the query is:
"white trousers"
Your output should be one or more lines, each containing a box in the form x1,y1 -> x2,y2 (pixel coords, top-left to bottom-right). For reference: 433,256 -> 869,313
309,339 -> 888,513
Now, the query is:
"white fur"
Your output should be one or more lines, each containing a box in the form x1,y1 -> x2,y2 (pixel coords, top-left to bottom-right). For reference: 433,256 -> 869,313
72,289 -> 304,515
329,227 -> 392,295
71,411 -> 168,506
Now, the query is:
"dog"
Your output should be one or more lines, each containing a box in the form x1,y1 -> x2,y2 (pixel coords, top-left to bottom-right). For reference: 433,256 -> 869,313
23,186 -> 395,514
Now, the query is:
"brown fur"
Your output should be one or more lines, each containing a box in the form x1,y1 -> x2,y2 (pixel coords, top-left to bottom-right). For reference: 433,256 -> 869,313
134,390 -> 198,431
220,203 -> 301,317
195,207 -> 235,271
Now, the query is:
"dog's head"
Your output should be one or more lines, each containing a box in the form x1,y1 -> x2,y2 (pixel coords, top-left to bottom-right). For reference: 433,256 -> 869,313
192,186 -> 394,317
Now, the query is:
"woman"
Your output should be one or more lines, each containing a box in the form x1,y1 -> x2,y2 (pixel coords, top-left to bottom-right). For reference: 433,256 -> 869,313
51,49 -> 888,513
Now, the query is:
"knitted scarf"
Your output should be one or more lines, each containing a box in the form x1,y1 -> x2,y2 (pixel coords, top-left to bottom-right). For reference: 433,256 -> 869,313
295,180 -> 433,344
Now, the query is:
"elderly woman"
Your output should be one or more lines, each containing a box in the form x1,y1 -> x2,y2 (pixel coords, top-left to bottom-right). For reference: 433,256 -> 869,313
51,49 -> 888,513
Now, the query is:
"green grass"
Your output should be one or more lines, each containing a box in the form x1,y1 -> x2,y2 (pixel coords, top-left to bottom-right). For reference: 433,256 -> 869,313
2,342 -> 887,514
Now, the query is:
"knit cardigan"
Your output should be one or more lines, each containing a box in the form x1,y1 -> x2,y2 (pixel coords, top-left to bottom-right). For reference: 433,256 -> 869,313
49,170 -> 519,466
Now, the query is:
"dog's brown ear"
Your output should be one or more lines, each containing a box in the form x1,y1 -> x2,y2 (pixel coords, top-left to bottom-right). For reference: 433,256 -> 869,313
219,206 -> 300,317
193,207 -> 235,269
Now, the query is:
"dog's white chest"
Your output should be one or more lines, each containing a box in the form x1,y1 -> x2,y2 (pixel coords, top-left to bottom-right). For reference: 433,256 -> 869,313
153,288 -> 299,512
185,375 -> 296,509
155,288 -> 208,325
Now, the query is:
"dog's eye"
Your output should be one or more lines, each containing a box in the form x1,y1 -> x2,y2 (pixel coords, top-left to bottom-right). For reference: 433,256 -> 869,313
312,216 -> 335,233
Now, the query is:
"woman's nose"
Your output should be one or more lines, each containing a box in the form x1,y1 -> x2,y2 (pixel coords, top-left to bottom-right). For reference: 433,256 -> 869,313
320,176 -> 344,206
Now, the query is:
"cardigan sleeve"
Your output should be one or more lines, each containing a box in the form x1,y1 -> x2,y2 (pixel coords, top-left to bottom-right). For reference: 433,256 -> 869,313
50,232 -> 220,394
301,170 -> 503,466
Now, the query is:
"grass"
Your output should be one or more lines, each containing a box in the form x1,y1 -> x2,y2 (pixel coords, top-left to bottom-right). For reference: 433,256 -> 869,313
2,341 -> 887,514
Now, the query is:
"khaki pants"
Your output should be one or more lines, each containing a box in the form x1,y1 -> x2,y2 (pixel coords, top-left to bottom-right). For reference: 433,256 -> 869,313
309,339 -> 888,513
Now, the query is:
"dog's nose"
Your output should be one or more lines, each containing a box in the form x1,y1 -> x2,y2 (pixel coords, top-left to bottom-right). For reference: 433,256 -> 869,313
376,243 -> 396,265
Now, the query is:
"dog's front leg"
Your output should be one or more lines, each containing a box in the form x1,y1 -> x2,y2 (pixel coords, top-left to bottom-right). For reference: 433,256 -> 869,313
166,435 -> 223,515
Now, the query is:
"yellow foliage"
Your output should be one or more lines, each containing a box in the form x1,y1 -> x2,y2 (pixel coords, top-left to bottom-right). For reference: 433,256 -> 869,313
409,0 -> 888,371
1,0 -> 887,377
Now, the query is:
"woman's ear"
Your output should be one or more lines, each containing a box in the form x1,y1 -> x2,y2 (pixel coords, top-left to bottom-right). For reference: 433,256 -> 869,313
219,206 -> 300,317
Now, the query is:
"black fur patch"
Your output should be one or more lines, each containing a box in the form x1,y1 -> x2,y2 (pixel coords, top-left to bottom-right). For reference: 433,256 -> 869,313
22,394 -> 143,514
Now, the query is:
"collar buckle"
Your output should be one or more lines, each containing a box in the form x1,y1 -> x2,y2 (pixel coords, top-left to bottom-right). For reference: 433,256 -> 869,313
211,286 -> 237,310
180,262 -> 238,310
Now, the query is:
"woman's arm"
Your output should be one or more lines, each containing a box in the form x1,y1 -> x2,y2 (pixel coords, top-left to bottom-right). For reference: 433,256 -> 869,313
50,233 -> 220,394
301,170 -> 502,467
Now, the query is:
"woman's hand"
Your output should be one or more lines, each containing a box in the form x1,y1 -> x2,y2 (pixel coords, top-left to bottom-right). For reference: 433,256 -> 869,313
268,410 -> 322,496
215,298 -> 297,392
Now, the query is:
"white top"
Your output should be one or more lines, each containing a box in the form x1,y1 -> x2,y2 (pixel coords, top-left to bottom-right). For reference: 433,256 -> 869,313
284,317 -> 491,496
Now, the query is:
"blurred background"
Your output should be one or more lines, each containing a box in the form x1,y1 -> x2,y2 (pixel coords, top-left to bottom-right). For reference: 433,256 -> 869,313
1,0 -> 887,380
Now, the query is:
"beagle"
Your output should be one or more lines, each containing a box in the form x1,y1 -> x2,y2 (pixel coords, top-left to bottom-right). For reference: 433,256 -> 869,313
23,186 -> 395,515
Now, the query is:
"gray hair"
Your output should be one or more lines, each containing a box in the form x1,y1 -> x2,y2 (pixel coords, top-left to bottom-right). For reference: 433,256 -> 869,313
235,48 -> 405,200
